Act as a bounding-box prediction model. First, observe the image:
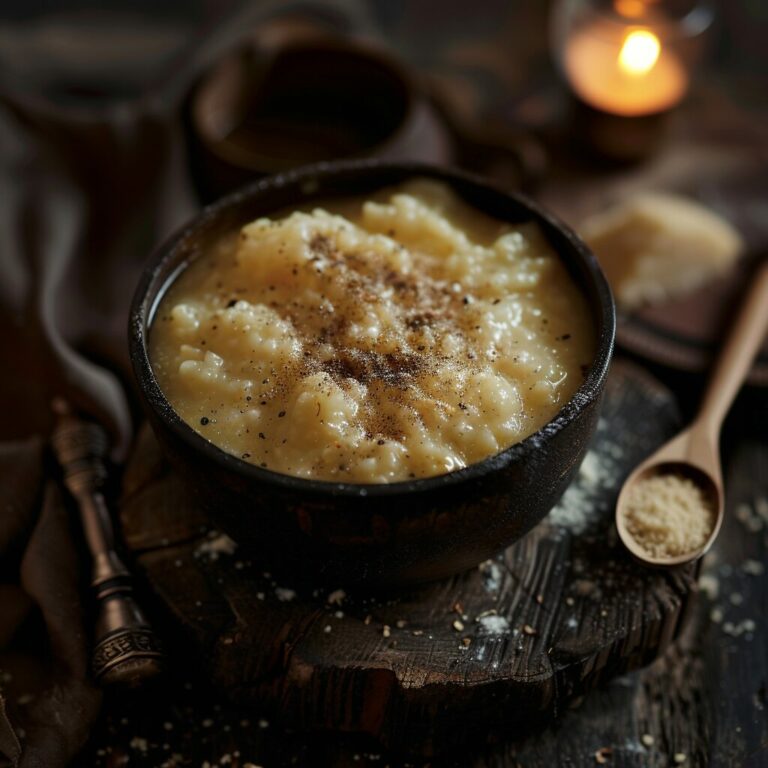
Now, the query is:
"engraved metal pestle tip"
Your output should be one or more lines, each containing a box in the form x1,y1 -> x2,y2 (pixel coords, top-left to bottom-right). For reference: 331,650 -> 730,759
50,399 -> 164,687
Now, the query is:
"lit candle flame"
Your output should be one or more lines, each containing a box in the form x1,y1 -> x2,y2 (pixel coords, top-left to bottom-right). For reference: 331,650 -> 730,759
618,30 -> 661,76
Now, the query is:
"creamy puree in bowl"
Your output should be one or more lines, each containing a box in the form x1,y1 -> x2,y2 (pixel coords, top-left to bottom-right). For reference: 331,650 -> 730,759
150,180 -> 595,483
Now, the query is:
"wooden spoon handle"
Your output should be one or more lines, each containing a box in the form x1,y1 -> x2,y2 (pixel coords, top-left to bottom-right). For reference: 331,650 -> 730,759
698,260 -> 768,436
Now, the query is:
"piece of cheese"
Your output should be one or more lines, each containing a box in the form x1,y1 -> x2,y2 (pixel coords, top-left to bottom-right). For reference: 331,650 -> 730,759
581,193 -> 743,310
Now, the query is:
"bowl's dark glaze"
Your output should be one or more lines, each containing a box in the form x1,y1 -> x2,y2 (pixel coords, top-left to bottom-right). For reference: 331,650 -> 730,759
185,39 -> 451,202
129,161 -> 615,586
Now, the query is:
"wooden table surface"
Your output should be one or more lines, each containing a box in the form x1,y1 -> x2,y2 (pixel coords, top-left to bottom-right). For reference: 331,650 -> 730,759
75,358 -> 767,767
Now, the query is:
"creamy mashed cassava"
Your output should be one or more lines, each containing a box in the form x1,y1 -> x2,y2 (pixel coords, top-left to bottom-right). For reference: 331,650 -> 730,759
150,181 -> 594,483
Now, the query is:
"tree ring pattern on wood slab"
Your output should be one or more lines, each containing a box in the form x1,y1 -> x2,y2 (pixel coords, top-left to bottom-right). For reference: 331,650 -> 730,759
120,359 -> 697,755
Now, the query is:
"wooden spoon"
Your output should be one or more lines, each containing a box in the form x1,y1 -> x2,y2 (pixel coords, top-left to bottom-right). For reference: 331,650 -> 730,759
616,260 -> 768,567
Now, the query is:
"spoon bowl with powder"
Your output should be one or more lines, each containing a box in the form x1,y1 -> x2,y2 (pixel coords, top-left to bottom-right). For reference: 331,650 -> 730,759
616,259 -> 768,567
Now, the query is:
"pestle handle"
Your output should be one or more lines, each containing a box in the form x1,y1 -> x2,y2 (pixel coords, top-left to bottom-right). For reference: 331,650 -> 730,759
50,399 -> 163,687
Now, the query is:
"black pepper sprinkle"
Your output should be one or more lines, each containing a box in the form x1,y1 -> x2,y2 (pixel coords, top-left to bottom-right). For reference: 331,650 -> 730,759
246,396 -> 252,401
377,439 -> 385,446
259,432 -> 266,439
242,453 -> 251,459
200,417 -> 210,426
226,299 -> 237,308
278,411 -> 286,418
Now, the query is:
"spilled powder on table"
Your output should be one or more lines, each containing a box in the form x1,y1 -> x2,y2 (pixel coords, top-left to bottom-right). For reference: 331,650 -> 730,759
477,615 -> 510,635
548,420 -> 623,534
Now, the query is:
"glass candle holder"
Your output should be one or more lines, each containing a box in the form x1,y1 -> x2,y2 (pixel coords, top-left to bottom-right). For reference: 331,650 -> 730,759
551,0 -> 714,160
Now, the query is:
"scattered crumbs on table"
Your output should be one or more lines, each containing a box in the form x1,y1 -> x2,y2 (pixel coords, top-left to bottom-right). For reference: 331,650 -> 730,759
674,753 -> 687,764
735,499 -> 766,532
594,746 -> 613,764
364,614 -> 372,625
730,592 -> 743,606
522,624 -> 537,636
565,596 -> 575,606
327,588 -> 346,605
256,591 -> 265,600
742,558 -> 764,576
324,625 -> 332,633
334,610 -> 344,619
395,619 -> 407,628
129,737 -> 148,752
412,629 -> 424,636
573,578 -> 598,597
722,619 -> 756,638
452,619 -> 465,632
194,532 -> 237,561
710,607 -> 724,623
382,625 -> 391,638
452,600 -> 464,614
258,719 -> 269,729
641,733 -> 654,747
275,587 -> 296,602
202,718 -> 213,728
698,574 -> 719,599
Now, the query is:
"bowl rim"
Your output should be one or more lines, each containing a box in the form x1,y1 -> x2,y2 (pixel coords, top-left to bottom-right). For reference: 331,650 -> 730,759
129,159 -> 615,498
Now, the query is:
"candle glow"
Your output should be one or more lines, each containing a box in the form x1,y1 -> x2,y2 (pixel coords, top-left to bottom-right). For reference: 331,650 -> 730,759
618,30 -> 661,75
564,20 -> 688,116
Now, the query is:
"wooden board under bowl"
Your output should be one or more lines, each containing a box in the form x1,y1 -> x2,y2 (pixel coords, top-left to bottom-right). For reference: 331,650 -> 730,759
119,359 -> 698,756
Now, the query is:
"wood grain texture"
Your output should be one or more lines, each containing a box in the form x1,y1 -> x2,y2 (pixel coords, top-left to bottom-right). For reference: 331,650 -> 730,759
116,359 -> 699,755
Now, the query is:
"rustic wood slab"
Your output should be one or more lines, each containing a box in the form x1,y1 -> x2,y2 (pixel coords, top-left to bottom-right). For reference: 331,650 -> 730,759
119,359 -> 697,754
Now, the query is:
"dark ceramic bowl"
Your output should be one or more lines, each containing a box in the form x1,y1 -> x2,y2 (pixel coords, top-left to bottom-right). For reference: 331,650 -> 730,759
185,38 -> 451,202
129,161 -> 615,586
